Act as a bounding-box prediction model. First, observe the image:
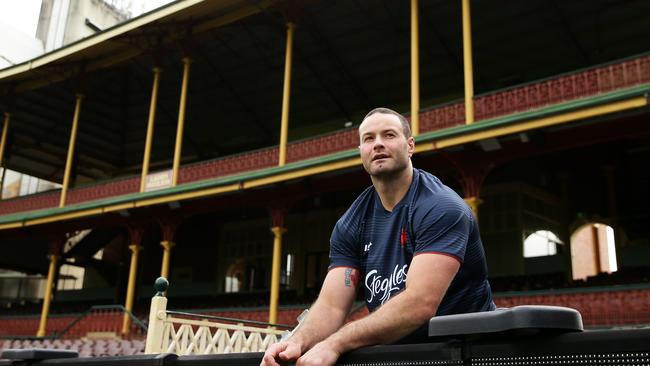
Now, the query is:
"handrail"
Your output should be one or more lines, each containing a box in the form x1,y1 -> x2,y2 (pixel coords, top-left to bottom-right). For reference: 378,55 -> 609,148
54,304 -> 147,338
165,310 -> 292,330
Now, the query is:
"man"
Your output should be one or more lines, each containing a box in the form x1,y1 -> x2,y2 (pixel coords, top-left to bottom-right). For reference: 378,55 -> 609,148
261,108 -> 495,366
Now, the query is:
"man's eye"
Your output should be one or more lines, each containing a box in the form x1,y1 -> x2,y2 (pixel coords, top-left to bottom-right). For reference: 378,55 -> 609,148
363,137 -> 374,142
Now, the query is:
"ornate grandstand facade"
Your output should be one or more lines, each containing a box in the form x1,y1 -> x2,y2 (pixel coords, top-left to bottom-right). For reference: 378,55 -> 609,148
0,0 -> 649,345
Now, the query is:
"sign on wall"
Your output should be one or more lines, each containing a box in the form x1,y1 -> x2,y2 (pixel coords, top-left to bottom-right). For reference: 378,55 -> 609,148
145,169 -> 173,192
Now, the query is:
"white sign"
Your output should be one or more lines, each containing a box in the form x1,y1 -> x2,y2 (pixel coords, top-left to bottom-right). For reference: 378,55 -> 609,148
145,169 -> 173,192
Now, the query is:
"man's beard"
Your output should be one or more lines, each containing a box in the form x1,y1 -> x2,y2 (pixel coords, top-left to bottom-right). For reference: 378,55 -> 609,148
367,159 -> 408,180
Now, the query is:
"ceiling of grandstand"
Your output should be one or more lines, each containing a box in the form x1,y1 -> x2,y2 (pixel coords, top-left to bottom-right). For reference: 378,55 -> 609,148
1,0 -> 650,184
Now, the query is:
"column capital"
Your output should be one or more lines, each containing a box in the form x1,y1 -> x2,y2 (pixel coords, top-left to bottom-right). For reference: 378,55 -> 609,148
463,196 -> 483,205
128,226 -> 145,244
271,226 -> 287,237
158,219 -> 179,242
444,152 -> 492,198
269,205 -> 290,228
128,244 -> 143,254
47,254 -> 60,262
160,240 -> 176,250
47,237 -> 66,256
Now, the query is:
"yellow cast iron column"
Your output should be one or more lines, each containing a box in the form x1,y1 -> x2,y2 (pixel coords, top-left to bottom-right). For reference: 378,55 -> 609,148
410,0 -> 420,136
140,67 -> 162,192
36,254 -> 59,337
0,112 -> 10,197
463,196 -> 482,220
172,58 -> 192,187
160,241 -> 175,279
278,22 -> 295,167
60,94 -> 83,207
269,226 -> 287,324
462,0 -> 475,124
0,112 -> 10,166
121,244 -> 142,335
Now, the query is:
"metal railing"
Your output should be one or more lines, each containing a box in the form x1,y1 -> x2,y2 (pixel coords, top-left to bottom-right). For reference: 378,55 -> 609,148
55,305 -> 147,339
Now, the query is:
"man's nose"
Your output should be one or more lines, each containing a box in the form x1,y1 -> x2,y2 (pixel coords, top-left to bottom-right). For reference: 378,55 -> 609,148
373,136 -> 385,149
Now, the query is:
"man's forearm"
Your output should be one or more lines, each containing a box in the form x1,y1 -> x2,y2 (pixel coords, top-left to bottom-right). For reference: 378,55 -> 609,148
324,289 -> 435,353
289,296 -> 351,351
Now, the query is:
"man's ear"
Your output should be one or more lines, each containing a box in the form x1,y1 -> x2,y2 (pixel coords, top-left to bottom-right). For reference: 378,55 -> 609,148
408,137 -> 415,157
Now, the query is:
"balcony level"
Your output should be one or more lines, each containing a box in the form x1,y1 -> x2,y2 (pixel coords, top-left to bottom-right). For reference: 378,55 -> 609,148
0,52 -> 649,229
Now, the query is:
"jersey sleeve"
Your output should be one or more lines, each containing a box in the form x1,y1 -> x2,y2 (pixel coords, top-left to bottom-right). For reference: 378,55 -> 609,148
412,195 -> 472,264
329,219 -> 361,270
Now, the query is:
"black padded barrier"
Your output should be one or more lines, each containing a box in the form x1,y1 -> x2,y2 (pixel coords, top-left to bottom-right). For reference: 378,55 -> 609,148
2,306 -> 648,366
174,351 -> 264,366
467,328 -> 650,365
35,354 -> 176,366
337,341 -> 463,366
428,306 -> 584,339
2,330 -> 649,366
1,350 -> 78,361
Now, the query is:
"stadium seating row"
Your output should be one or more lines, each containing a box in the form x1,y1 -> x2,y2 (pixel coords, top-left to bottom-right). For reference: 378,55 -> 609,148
495,288 -> 650,326
0,339 -> 144,358
0,309 -> 145,338
2,287 -> 648,338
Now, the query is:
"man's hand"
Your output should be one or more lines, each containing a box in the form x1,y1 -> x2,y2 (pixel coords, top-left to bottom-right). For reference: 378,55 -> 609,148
261,340 -> 302,366
260,267 -> 358,366
296,340 -> 340,366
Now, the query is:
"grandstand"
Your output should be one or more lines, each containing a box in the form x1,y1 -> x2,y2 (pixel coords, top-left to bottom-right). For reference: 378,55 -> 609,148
0,0 -> 649,358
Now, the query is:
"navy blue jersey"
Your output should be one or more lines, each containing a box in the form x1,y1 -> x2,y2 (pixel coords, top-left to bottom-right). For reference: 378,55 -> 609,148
330,169 -> 495,340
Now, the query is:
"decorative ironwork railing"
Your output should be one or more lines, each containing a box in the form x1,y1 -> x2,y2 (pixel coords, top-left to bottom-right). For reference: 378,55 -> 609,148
144,279 -> 291,355
158,315 -> 283,355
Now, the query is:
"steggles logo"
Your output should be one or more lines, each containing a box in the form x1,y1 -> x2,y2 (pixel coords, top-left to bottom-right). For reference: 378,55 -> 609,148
365,264 -> 408,304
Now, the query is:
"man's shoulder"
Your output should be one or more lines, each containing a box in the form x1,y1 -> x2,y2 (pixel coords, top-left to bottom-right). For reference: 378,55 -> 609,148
411,169 -> 472,220
412,169 -> 463,206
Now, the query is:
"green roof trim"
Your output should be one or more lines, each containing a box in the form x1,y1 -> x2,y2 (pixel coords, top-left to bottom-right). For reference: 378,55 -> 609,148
1,83 -> 648,226
0,148 -> 360,224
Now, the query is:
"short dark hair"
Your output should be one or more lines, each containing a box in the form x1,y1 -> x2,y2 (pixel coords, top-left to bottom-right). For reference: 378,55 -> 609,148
363,107 -> 412,138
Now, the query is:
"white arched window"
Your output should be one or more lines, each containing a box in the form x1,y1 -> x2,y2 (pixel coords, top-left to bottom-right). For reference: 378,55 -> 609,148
524,230 -> 562,258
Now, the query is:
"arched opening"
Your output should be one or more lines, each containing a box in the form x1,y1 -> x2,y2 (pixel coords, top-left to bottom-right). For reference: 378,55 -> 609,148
524,230 -> 562,258
570,223 -> 618,281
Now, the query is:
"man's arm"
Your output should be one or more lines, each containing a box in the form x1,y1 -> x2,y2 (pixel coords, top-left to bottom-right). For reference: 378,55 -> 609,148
260,266 -> 359,366
296,254 -> 459,366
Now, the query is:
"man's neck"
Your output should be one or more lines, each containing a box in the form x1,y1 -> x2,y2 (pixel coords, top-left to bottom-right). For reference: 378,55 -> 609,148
371,165 -> 414,212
